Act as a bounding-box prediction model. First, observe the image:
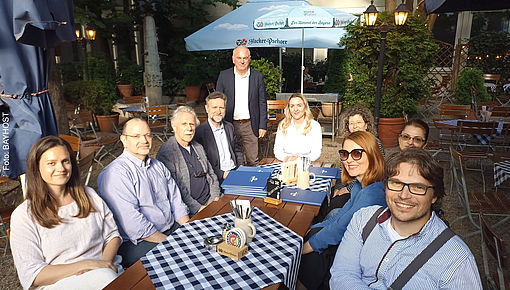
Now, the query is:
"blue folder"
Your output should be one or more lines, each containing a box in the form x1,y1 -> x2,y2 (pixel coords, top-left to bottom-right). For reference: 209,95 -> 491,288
221,170 -> 272,190
236,166 -> 276,174
309,166 -> 340,179
280,187 -> 327,206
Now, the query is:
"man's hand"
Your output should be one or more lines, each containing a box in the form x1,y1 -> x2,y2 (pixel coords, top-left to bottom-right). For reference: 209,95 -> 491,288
258,129 -> 267,138
198,205 -> 206,212
223,170 -> 230,179
333,187 -> 350,197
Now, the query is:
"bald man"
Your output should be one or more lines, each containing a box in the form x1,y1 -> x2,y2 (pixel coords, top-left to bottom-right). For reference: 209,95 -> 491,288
216,46 -> 268,166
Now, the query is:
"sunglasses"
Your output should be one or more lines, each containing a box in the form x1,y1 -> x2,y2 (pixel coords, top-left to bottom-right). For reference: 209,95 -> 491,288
338,149 -> 365,161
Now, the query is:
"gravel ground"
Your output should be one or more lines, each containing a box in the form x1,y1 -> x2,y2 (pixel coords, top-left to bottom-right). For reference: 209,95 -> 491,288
1,119 -> 508,289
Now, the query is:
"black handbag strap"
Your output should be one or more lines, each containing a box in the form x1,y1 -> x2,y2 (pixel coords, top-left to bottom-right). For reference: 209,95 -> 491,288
388,227 -> 456,290
362,206 -> 385,243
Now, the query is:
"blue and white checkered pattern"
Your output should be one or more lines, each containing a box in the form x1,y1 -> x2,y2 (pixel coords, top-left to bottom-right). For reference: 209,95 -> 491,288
141,208 -> 303,290
261,162 -> 332,193
494,160 -> 510,188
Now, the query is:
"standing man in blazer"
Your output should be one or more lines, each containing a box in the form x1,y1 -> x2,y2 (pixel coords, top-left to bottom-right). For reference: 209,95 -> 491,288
195,92 -> 244,183
216,46 -> 268,166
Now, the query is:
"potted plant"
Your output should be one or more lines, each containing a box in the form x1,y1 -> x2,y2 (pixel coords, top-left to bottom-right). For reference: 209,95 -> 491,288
455,67 -> 491,105
340,12 -> 438,147
64,79 -> 119,132
116,55 -> 144,100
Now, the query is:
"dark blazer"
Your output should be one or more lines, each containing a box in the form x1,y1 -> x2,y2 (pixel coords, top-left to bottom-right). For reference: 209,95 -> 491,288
194,120 -> 244,183
216,67 -> 268,137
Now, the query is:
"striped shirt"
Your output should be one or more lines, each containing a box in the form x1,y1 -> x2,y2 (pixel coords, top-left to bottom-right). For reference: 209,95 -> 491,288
330,206 -> 482,289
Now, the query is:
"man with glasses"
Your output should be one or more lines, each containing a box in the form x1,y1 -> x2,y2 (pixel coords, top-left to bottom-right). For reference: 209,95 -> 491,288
98,118 -> 190,268
330,148 -> 482,289
216,46 -> 267,166
157,106 -> 221,216
398,119 -> 429,151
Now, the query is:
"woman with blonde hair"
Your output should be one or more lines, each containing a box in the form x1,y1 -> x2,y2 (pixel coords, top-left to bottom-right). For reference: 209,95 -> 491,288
273,93 -> 322,161
298,131 -> 386,290
10,136 -> 122,289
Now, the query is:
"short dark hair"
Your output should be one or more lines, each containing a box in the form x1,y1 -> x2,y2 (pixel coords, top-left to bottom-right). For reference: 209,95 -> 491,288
403,119 -> 429,142
205,91 -> 227,104
384,148 -> 445,202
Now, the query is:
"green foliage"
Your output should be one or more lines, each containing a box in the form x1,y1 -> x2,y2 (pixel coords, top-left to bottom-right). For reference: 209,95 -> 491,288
64,79 -> 117,115
163,78 -> 185,96
340,13 -> 438,118
467,32 -> 510,91
250,58 -> 284,99
455,68 -> 491,105
324,49 -> 349,94
116,55 -> 144,94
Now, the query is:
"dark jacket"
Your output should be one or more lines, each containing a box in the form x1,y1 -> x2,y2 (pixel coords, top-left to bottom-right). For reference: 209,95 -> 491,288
156,137 -> 221,215
216,67 -> 268,136
194,120 -> 244,183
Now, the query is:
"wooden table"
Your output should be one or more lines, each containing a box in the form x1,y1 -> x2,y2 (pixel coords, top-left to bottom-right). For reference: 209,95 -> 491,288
104,159 -> 328,289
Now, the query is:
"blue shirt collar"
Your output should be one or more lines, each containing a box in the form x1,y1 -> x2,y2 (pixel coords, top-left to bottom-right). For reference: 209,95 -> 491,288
121,149 -> 152,168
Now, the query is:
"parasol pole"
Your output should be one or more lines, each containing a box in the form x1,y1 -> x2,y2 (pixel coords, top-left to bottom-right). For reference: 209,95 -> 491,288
301,28 -> 304,94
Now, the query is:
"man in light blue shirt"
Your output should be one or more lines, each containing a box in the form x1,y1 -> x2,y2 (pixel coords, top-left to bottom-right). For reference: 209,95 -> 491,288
98,118 -> 190,268
330,148 -> 482,289
195,92 -> 244,183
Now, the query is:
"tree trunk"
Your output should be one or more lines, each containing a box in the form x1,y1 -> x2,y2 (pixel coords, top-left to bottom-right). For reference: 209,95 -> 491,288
48,55 -> 69,135
385,0 -> 397,11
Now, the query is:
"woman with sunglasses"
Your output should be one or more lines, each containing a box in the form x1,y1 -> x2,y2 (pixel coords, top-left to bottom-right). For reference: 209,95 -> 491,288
298,131 -> 386,290
10,136 -> 122,289
273,93 -> 322,162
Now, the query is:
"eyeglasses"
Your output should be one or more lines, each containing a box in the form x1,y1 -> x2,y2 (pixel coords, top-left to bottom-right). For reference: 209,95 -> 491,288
385,178 -> 434,195
123,133 -> 153,140
399,134 -> 425,145
338,149 -> 365,161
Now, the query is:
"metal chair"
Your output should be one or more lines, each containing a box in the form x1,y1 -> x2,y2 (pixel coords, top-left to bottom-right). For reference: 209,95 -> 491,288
260,100 -> 287,158
480,213 -> 509,290
59,134 -> 96,186
0,202 -> 15,258
449,145 -> 510,238
147,105 -> 170,142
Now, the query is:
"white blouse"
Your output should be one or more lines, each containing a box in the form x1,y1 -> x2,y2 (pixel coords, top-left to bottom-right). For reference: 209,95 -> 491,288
273,119 -> 322,161
10,187 -> 120,290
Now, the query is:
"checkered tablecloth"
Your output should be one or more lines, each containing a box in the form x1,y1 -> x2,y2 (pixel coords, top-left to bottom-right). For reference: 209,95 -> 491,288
436,119 -> 506,145
261,162 -> 332,193
141,207 -> 303,290
494,160 -> 510,188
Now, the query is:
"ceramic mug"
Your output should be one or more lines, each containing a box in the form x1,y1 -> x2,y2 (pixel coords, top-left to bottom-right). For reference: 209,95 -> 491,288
234,217 -> 256,243
296,170 -> 316,189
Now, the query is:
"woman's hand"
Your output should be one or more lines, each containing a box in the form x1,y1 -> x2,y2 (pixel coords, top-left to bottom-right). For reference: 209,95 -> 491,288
284,156 -> 299,162
333,187 -> 350,197
75,259 -> 118,275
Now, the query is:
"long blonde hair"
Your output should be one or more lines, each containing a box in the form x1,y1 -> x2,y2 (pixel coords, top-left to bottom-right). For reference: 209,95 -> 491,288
278,93 -> 314,135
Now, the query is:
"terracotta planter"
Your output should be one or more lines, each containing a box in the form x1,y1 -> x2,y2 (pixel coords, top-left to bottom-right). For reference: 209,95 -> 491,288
117,84 -> 133,99
96,113 -> 119,133
378,117 -> 405,148
321,103 -> 341,117
185,86 -> 201,103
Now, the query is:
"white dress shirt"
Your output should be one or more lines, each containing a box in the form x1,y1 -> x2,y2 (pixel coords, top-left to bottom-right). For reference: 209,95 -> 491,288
233,68 -> 251,120
208,119 -> 236,171
273,119 -> 322,161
